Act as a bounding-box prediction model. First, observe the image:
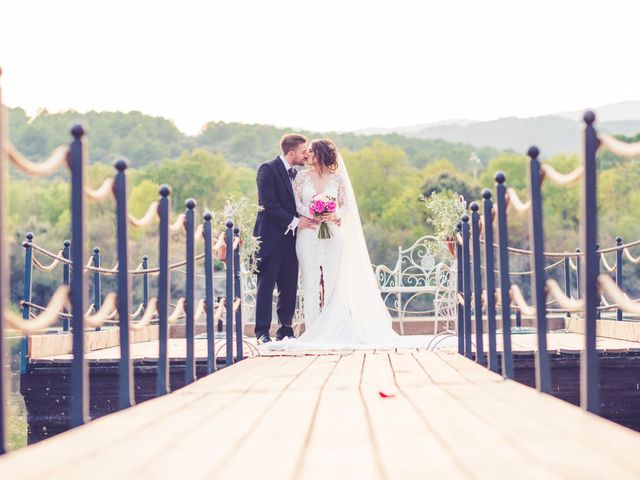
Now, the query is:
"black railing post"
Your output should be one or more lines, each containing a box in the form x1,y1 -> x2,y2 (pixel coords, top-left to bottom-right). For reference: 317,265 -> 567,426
20,232 -> 34,374
461,214 -> 472,359
142,255 -> 149,310
495,173 -> 514,378
185,199 -> 197,384
456,222 -> 464,355
62,240 -> 71,332
93,247 -> 101,332
616,236 -> 623,321
234,227 -> 243,362
482,191 -> 498,372
114,160 -> 134,410
527,146 -> 551,393
595,243 -> 601,320
225,220 -> 235,366
157,185 -> 171,396
470,202 -> 485,365
0,67 -> 9,455
203,212 -> 216,374
69,124 -> 88,427
576,248 -> 582,298
563,255 -> 571,299
581,111 -> 600,414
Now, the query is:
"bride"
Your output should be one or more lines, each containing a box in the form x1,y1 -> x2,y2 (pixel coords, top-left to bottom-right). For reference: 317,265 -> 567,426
262,138 -> 422,350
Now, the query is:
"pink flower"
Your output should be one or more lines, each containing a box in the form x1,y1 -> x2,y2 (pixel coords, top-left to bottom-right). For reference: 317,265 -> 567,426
326,201 -> 337,213
309,205 -> 316,216
313,200 -> 326,213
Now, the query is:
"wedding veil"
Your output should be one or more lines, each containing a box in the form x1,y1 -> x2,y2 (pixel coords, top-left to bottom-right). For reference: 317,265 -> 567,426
333,152 -> 400,339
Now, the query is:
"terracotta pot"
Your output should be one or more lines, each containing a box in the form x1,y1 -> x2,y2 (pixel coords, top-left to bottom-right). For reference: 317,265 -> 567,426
443,239 -> 456,256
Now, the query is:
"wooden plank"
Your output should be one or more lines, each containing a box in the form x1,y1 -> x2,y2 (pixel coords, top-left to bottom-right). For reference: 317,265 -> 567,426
397,354 -> 554,478
412,350 -> 468,384
214,355 -> 341,480
361,353 -> 466,479
0,356 -> 272,476
295,352 -> 381,480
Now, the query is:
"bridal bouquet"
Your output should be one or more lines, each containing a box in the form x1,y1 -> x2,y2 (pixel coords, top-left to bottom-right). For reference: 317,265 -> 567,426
308,194 -> 337,239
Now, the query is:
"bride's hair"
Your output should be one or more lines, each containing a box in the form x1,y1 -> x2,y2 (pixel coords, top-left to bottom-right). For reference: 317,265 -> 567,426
310,138 -> 338,172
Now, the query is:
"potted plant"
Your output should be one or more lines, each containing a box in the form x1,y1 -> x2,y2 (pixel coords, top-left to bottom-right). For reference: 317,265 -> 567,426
421,191 -> 467,256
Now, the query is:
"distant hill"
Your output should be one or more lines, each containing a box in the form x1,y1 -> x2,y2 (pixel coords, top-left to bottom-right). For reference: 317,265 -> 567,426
358,101 -> 640,156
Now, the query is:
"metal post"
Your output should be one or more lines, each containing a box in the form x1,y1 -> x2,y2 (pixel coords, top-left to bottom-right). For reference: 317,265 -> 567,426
455,223 -> 464,355
461,215 -> 472,359
616,236 -> 623,321
157,185 -> 171,396
576,248 -> 582,299
203,212 -> 216,374
225,220 -> 235,366
470,203 -> 485,365
20,232 -> 34,374
234,227 -> 243,362
595,243 -> 601,321
114,160 -> 134,410
581,111 -> 600,414
69,124 -> 88,427
527,146 -> 551,393
142,255 -> 149,310
0,67 -> 10,454
563,256 -> 571,299
482,191 -> 498,372
62,240 -> 71,332
185,199 -> 197,384
93,247 -> 101,332
495,172 -> 514,379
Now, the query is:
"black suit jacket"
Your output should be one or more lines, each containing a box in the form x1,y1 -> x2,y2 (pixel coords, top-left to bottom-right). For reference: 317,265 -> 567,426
252,157 -> 298,268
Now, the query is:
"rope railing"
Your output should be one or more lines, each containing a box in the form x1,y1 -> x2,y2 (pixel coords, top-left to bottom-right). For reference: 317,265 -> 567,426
84,177 -> 115,202
598,132 -> 640,159
168,297 -> 186,323
5,286 -> 70,332
128,201 -> 159,228
599,254 -> 617,272
32,250 -> 64,272
6,143 -> 69,176
130,298 -> 159,331
85,293 -> 118,328
505,187 -> 531,212
169,213 -> 186,232
539,164 -> 584,186
597,275 -> 640,315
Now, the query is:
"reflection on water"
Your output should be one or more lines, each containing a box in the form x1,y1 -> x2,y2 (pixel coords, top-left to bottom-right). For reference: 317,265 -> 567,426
7,336 -> 27,451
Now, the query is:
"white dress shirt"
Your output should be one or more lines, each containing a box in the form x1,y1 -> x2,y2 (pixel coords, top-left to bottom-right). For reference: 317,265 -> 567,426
280,155 -> 299,234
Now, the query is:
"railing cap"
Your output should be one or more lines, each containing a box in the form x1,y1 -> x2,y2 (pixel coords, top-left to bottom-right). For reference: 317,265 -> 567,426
233,226 -> 240,234
26,232 -> 34,241
527,145 -> 540,158
584,111 -> 596,125
203,211 -> 212,221
185,198 -> 197,210
461,214 -> 470,223
226,220 -> 234,228
64,240 -> 71,247
114,159 -> 128,171
495,171 -> 506,184
93,246 -> 100,253
469,202 -> 479,212
71,124 -> 85,139
482,189 -> 492,199
159,184 -> 171,197
142,255 -> 148,261
616,236 -> 623,244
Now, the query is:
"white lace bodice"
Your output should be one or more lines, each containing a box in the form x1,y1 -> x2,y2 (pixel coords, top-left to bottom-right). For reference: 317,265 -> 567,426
293,169 -> 347,219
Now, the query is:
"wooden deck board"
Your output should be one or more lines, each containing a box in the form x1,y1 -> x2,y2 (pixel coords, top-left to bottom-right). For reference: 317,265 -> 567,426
3,351 -> 640,478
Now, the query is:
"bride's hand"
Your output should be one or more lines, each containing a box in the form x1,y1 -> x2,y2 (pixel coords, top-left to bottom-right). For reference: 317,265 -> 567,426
320,213 -> 339,223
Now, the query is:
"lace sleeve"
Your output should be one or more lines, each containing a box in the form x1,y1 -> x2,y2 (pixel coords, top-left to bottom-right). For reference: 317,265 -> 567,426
336,174 -> 348,220
293,171 -> 310,218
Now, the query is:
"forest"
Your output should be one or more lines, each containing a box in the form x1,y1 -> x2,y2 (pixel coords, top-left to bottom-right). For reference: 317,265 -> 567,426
6,107 -> 640,306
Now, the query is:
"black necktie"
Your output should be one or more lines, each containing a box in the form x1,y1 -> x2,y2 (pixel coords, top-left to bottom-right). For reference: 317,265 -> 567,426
288,168 -> 297,181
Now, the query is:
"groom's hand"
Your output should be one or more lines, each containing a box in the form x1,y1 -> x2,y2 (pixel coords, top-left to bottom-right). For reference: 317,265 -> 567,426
298,216 -> 318,230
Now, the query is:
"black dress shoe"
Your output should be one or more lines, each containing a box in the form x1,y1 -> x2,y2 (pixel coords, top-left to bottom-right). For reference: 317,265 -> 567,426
257,334 -> 272,344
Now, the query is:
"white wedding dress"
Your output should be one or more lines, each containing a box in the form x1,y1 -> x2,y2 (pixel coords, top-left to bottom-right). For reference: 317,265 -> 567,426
260,153 -> 426,351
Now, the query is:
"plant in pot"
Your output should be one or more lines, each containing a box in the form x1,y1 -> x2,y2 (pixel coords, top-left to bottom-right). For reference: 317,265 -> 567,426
421,190 -> 467,256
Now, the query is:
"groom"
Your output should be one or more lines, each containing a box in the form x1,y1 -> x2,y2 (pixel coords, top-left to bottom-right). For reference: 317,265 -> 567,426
252,134 -> 317,343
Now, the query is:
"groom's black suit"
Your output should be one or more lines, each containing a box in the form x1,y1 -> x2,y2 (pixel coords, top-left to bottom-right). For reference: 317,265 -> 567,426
252,157 -> 298,339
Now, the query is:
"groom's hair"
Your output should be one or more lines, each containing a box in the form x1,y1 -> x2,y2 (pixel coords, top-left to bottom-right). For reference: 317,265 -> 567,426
280,134 -> 308,155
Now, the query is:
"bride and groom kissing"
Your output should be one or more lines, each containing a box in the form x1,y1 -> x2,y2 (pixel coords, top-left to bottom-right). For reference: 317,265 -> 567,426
252,134 -> 420,350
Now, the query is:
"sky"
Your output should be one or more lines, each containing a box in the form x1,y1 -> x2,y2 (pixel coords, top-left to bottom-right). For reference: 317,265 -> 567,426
1,0 -> 639,135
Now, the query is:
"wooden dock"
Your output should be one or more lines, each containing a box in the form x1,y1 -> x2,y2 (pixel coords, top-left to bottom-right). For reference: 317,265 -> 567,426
3,349 -> 640,478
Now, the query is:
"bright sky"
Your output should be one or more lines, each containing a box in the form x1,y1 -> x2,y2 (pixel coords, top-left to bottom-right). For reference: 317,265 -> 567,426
1,0 -> 638,135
